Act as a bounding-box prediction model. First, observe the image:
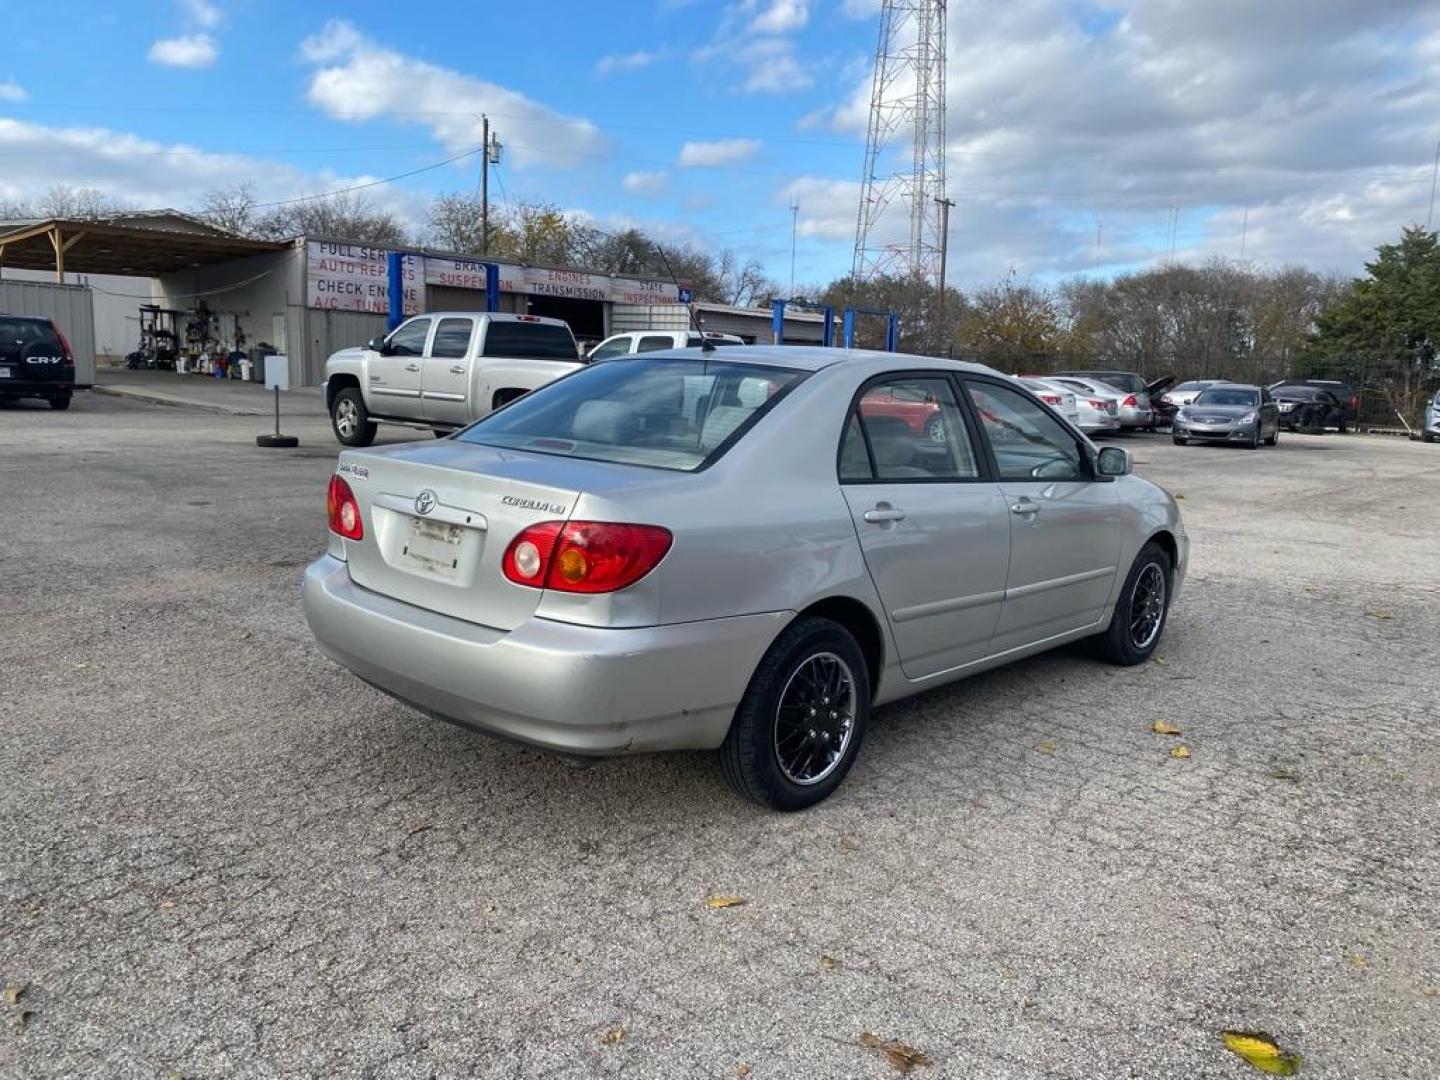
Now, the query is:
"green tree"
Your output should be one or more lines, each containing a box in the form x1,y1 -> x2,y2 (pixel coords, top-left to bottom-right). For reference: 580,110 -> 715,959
1310,226 -> 1440,423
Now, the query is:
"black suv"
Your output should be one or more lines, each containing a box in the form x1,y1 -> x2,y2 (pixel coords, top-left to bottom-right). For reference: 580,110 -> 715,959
0,315 -> 75,410
1269,380 -> 1353,432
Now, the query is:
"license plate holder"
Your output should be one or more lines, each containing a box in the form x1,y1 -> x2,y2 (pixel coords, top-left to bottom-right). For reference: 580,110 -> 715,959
0,367 -> 11,379
399,516 -> 467,578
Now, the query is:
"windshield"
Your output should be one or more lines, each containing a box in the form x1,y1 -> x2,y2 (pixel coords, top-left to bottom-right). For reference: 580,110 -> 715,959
456,358 -> 805,472
481,321 -> 578,360
1173,381 -> 1213,392
1194,387 -> 1259,407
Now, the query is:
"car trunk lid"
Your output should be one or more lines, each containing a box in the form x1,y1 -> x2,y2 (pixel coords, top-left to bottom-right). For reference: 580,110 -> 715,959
337,441 -> 592,631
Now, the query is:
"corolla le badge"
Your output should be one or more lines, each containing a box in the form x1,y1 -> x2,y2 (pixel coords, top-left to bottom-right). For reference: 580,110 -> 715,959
414,489 -> 438,516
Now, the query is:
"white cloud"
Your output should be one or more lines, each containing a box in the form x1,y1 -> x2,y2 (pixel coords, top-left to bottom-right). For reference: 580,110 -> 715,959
622,170 -> 669,195
0,80 -> 27,103
748,0 -> 808,34
147,34 -> 218,69
839,0 -> 879,16
678,138 -> 763,167
804,0 -> 1440,284
299,19 -> 605,170
596,49 -> 661,75
180,0 -> 222,28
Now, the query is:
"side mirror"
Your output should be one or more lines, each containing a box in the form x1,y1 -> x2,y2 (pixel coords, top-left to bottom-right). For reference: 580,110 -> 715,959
1096,446 -> 1132,477
367,335 -> 389,354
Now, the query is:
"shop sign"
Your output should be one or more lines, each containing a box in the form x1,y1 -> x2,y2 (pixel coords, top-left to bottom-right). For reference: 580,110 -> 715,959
306,242 -> 421,316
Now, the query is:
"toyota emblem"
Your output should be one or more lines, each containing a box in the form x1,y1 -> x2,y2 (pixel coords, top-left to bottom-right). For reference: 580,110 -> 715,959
414,489 -> 438,516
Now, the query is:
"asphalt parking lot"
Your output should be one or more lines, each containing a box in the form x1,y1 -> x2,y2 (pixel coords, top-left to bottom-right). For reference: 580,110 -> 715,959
2,391 -> 1437,1079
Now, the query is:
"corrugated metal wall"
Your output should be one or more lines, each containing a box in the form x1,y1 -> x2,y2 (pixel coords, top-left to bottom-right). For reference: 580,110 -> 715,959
301,307 -> 388,385
0,279 -> 98,385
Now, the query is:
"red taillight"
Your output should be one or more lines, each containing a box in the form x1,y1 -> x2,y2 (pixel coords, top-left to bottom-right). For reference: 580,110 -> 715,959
50,321 -> 73,362
1350,395 -> 1359,412
1040,393 -> 1060,405
503,521 -> 673,594
326,475 -> 364,540
1089,398 -> 1106,410
1122,394 -> 1138,407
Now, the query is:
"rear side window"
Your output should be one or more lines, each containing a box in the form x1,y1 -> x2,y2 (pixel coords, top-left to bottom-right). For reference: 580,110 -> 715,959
841,377 -> 980,482
482,321 -> 579,360
636,334 -> 677,353
457,358 -> 804,472
429,318 -> 474,359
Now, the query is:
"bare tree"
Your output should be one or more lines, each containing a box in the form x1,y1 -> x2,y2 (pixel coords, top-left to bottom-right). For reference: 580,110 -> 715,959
198,183 -> 260,235
35,184 -> 123,219
254,190 -> 407,245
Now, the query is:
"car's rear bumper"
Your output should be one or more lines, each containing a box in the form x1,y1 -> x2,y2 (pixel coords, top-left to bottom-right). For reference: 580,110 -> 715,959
0,377 -> 73,396
1118,406 -> 1154,427
302,555 -> 788,755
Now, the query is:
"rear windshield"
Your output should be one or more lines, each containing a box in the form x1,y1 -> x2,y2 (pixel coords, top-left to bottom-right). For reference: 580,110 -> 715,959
456,358 -> 806,472
1071,371 -> 1145,394
1173,380 -> 1213,392
0,318 -> 60,355
1195,387 -> 1258,406
1274,386 -> 1321,400
481,321 -> 578,360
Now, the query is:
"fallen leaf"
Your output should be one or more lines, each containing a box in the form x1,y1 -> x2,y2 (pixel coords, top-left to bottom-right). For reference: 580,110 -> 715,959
735,1064 -> 753,1078
859,1032 -> 933,1074
406,822 -> 434,836
1151,656 -> 1168,666
838,835 -> 861,853
1152,720 -> 1183,736
820,955 -> 840,970
1365,610 -> 1394,620
1269,768 -> 1300,782
1170,745 -> 1192,759
1221,1030 -> 1302,1075
706,895 -> 747,909
3,985 -> 23,1006
599,1024 -> 626,1045
1348,954 -> 1367,968
1174,494 -> 1185,499
1035,738 -> 1057,754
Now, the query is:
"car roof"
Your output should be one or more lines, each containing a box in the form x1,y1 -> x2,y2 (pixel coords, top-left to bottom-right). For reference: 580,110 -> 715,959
418,311 -> 570,326
1199,382 -> 1260,390
611,344 -> 1003,376
0,313 -> 51,324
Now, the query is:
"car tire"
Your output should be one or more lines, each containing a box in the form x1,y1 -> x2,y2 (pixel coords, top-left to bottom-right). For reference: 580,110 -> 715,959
49,393 -> 72,411
1265,427 -> 1278,447
330,387 -> 377,447
1089,541 -> 1172,666
1423,431 -> 1436,443
1337,419 -> 1348,434
719,616 -> 871,811
1172,436 -> 1187,445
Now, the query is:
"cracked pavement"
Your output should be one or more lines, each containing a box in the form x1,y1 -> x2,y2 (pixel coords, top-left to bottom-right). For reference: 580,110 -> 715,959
2,392 -> 1437,1078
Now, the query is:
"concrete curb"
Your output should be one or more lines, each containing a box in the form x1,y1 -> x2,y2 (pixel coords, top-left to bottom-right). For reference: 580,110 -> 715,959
91,383 -> 267,416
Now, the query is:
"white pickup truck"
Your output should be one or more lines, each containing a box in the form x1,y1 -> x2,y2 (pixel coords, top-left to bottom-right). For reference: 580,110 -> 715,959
324,311 -> 581,446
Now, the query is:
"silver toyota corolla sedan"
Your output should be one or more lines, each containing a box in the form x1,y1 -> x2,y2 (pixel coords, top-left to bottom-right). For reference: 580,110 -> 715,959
304,347 -> 1188,810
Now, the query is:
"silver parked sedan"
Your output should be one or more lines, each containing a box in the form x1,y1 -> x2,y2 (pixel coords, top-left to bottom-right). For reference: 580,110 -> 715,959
1172,384 -> 1281,448
304,347 -> 1188,810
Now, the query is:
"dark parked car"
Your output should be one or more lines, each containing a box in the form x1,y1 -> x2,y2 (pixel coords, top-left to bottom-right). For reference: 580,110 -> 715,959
0,315 -> 75,410
1272,385 -> 1347,433
1269,380 -> 1354,432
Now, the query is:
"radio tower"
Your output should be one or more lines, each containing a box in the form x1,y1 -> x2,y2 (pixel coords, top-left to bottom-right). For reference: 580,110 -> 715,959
852,0 -> 948,283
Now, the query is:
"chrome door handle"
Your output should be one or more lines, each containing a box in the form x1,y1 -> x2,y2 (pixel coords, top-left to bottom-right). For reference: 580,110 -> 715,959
449,365 -> 466,375
405,363 -> 421,372
863,507 -> 906,523
1011,499 -> 1041,517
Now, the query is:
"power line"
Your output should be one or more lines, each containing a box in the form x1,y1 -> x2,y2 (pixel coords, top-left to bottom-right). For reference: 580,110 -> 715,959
245,145 -> 486,210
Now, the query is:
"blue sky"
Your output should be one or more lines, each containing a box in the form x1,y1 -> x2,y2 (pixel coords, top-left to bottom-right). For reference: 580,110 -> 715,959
3,0 -> 1440,289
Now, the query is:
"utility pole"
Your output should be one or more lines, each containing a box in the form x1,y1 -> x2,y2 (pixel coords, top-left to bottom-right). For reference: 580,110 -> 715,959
479,115 -> 502,254
1428,139 -> 1440,231
934,195 -> 955,354
789,200 -> 799,295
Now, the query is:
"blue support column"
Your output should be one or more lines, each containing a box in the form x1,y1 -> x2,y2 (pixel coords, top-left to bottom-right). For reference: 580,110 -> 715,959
771,299 -> 786,344
842,308 -> 856,349
484,263 -> 500,313
886,314 -> 900,353
822,306 -> 835,347
386,252 -> 405,331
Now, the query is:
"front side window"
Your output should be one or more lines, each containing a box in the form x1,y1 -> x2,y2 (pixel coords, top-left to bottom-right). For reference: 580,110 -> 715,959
456,358 -> 804,472
966,381 -> 1086,482
841,376 -> 979,482
386,317 -> 431,356
430,318 -> 474,359
587,338 -> 632,361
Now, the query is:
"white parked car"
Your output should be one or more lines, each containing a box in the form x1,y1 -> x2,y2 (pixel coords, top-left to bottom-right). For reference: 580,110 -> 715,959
1016,377 -> 1080,427
587,330 -> 745,360
1040,377 -> 1121,434
324,312 -> 581,446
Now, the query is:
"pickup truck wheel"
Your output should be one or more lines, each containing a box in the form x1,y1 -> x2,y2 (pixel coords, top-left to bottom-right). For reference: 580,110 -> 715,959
720,616 -> 870,812
331,388 -> 377,447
